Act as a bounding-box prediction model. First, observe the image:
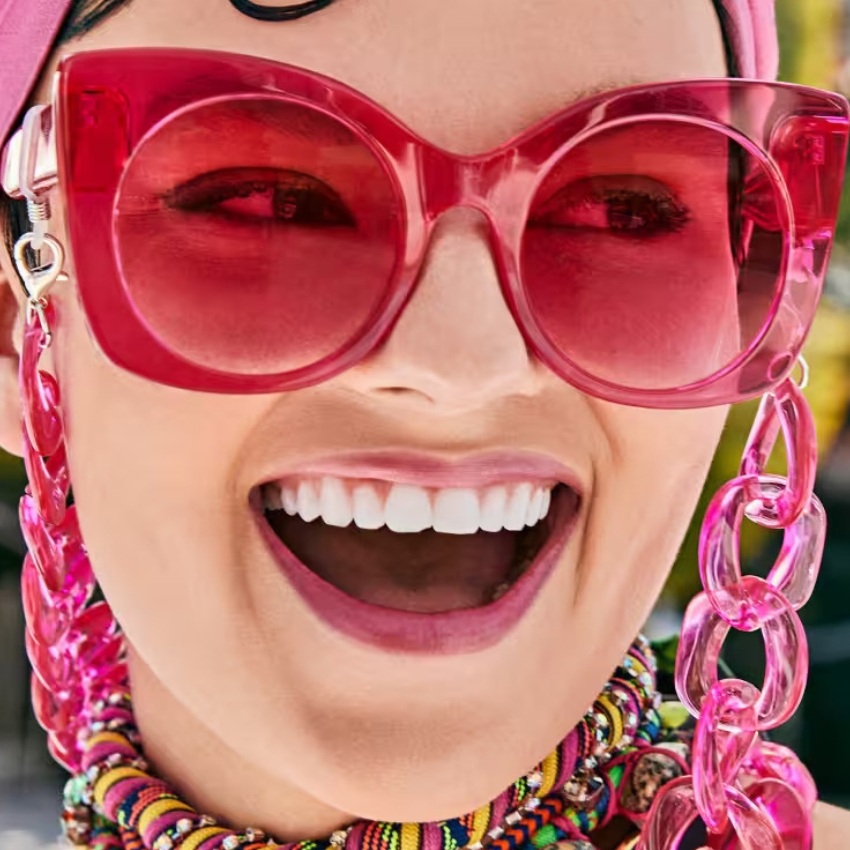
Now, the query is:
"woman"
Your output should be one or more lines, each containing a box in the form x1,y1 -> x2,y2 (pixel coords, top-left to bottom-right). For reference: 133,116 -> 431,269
1,0 -> 849,847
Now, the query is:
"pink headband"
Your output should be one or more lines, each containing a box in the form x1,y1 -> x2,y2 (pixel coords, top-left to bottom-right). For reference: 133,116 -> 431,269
0,0 -> 779,148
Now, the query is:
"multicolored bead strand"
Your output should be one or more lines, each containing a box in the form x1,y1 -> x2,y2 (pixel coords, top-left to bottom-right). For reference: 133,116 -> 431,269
61,637 -> 692,850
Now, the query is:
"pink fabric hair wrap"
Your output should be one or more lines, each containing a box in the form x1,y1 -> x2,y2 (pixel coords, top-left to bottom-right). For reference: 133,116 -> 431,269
0,0 -> 779,148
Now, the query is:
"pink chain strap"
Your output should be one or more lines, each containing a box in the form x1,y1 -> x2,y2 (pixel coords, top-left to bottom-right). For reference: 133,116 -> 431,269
640,378 -> 824,850
18,310 -> 125,773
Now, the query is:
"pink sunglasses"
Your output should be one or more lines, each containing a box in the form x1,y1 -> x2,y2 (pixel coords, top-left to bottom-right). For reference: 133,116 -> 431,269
2,48 -> 848,407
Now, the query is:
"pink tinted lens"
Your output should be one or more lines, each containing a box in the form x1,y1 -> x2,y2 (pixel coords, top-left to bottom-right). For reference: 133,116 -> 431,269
521,119 -> 785,391
114,96 -> 401,374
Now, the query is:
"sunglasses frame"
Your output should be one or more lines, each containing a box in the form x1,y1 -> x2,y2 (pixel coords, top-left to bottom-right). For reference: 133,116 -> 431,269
3,48 -> 849,408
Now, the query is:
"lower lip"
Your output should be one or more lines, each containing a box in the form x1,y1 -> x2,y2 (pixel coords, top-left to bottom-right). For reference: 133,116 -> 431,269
254,490 -> 580,655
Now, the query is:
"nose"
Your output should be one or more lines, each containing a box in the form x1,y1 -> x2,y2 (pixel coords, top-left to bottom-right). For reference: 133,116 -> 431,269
341,208 -> 539,414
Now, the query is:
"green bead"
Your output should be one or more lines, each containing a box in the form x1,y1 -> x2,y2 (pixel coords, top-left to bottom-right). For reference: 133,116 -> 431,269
658,702 -> 691,731
63,774 -> 89,807
531,824 -> 559,848
608,763 -> 625,789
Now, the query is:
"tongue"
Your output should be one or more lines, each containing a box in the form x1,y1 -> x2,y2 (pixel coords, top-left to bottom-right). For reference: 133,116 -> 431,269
267,513 -> 519,613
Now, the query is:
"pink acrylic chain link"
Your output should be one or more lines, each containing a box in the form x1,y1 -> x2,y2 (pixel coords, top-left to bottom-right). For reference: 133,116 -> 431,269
640,377 -> 825,850
18,306 -> 126,773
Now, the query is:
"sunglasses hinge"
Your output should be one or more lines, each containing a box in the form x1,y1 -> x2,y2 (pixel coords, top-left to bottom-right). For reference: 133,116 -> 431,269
1,105 -> 58,203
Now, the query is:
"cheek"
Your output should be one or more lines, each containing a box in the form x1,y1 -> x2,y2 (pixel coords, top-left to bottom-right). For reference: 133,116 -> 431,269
522,235 -> 741,389
576,403 -> 728,624
49,284 -> 264,663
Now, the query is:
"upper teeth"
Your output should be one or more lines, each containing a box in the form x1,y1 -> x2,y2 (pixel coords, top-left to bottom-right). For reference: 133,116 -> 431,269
263,477 -> 554,534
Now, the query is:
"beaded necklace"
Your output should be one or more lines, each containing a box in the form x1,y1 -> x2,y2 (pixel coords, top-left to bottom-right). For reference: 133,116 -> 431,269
60,636 -> 695,850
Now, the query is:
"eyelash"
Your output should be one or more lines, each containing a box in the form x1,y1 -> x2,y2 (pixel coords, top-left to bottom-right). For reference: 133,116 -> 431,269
163,169 -> 356,227
529,185 -> 691,237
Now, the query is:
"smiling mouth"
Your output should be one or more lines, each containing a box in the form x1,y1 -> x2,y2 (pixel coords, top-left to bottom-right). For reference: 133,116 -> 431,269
261,477 -> 574,614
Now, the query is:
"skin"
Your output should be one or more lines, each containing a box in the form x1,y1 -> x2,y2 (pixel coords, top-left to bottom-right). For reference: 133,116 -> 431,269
0,0 -> 847,845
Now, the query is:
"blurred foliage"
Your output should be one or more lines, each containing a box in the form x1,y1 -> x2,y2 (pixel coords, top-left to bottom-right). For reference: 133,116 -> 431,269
665,0 -> 850,604
776,0 -> 841,84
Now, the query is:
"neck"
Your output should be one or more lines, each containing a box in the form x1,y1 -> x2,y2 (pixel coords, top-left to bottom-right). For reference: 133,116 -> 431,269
128,645 -> 354,841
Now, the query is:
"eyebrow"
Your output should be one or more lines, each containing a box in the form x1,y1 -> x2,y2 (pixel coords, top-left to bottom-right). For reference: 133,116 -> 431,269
563,78 -> 728,123
567,80 -> 645,103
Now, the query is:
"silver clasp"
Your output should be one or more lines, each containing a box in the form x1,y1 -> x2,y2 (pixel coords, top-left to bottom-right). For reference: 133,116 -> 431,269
13,231 -> 66,344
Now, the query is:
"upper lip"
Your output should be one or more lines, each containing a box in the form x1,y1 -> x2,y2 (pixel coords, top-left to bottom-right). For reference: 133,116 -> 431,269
255,450 -> 585,494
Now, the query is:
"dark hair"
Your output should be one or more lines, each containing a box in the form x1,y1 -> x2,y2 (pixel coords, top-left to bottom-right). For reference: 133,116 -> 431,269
2,0 -> 739,280
57,0 -> 135,42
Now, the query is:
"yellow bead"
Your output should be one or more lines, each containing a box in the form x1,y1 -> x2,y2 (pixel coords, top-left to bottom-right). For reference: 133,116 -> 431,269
138,798 -> 195,836
180,827 -> 229,850
400,821 -> 420,850
538,751 -> 560,797
597,695 -> 624,745
468,805 -> 491,847
93,766 -> 148,810
86,731 -> 131,750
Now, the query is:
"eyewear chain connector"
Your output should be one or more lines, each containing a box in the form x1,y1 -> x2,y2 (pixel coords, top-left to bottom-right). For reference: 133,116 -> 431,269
13,229 -> 66,346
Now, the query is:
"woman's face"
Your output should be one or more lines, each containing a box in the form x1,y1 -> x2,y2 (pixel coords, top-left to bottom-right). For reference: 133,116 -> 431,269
0,0 -> 729,835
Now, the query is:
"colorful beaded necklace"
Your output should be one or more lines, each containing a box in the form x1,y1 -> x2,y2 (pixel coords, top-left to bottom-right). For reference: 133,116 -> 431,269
60,636 -> 695,850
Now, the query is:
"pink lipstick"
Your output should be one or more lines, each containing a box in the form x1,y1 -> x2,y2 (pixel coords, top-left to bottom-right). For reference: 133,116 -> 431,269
253,452 -> 583,654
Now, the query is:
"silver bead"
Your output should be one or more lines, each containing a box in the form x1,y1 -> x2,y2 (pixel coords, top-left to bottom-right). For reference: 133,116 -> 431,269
245,828 -> 267,841
524,797 -> 540,811
176,819 -> 194,835
610,690 -> 628,706
504,812 -> 522,826
526,770 -> 543,790
638,672 -> 653,688
487,827 -> 504,841
153,836 -> 174,850
563,779 -> 584,800
199,815 -> 217,827
329,830 -> 348,848
222,837 -> 241,850
468,843 -> 484,850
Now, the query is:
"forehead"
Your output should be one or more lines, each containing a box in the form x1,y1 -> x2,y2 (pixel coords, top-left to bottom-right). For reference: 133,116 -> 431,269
49,0 -> 726,153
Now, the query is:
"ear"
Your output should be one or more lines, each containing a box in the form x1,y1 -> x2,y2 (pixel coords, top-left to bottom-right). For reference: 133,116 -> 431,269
0,230 -> 27,458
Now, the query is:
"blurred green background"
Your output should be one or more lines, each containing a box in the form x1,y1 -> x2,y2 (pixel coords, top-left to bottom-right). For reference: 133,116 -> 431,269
1,0 -> 850,841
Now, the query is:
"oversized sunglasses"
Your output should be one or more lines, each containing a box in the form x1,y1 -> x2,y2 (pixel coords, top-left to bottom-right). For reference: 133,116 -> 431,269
3,48 -> 849,407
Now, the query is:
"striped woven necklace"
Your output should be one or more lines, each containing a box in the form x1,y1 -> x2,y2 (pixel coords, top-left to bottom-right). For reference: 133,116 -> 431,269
61,636 -> 694,850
